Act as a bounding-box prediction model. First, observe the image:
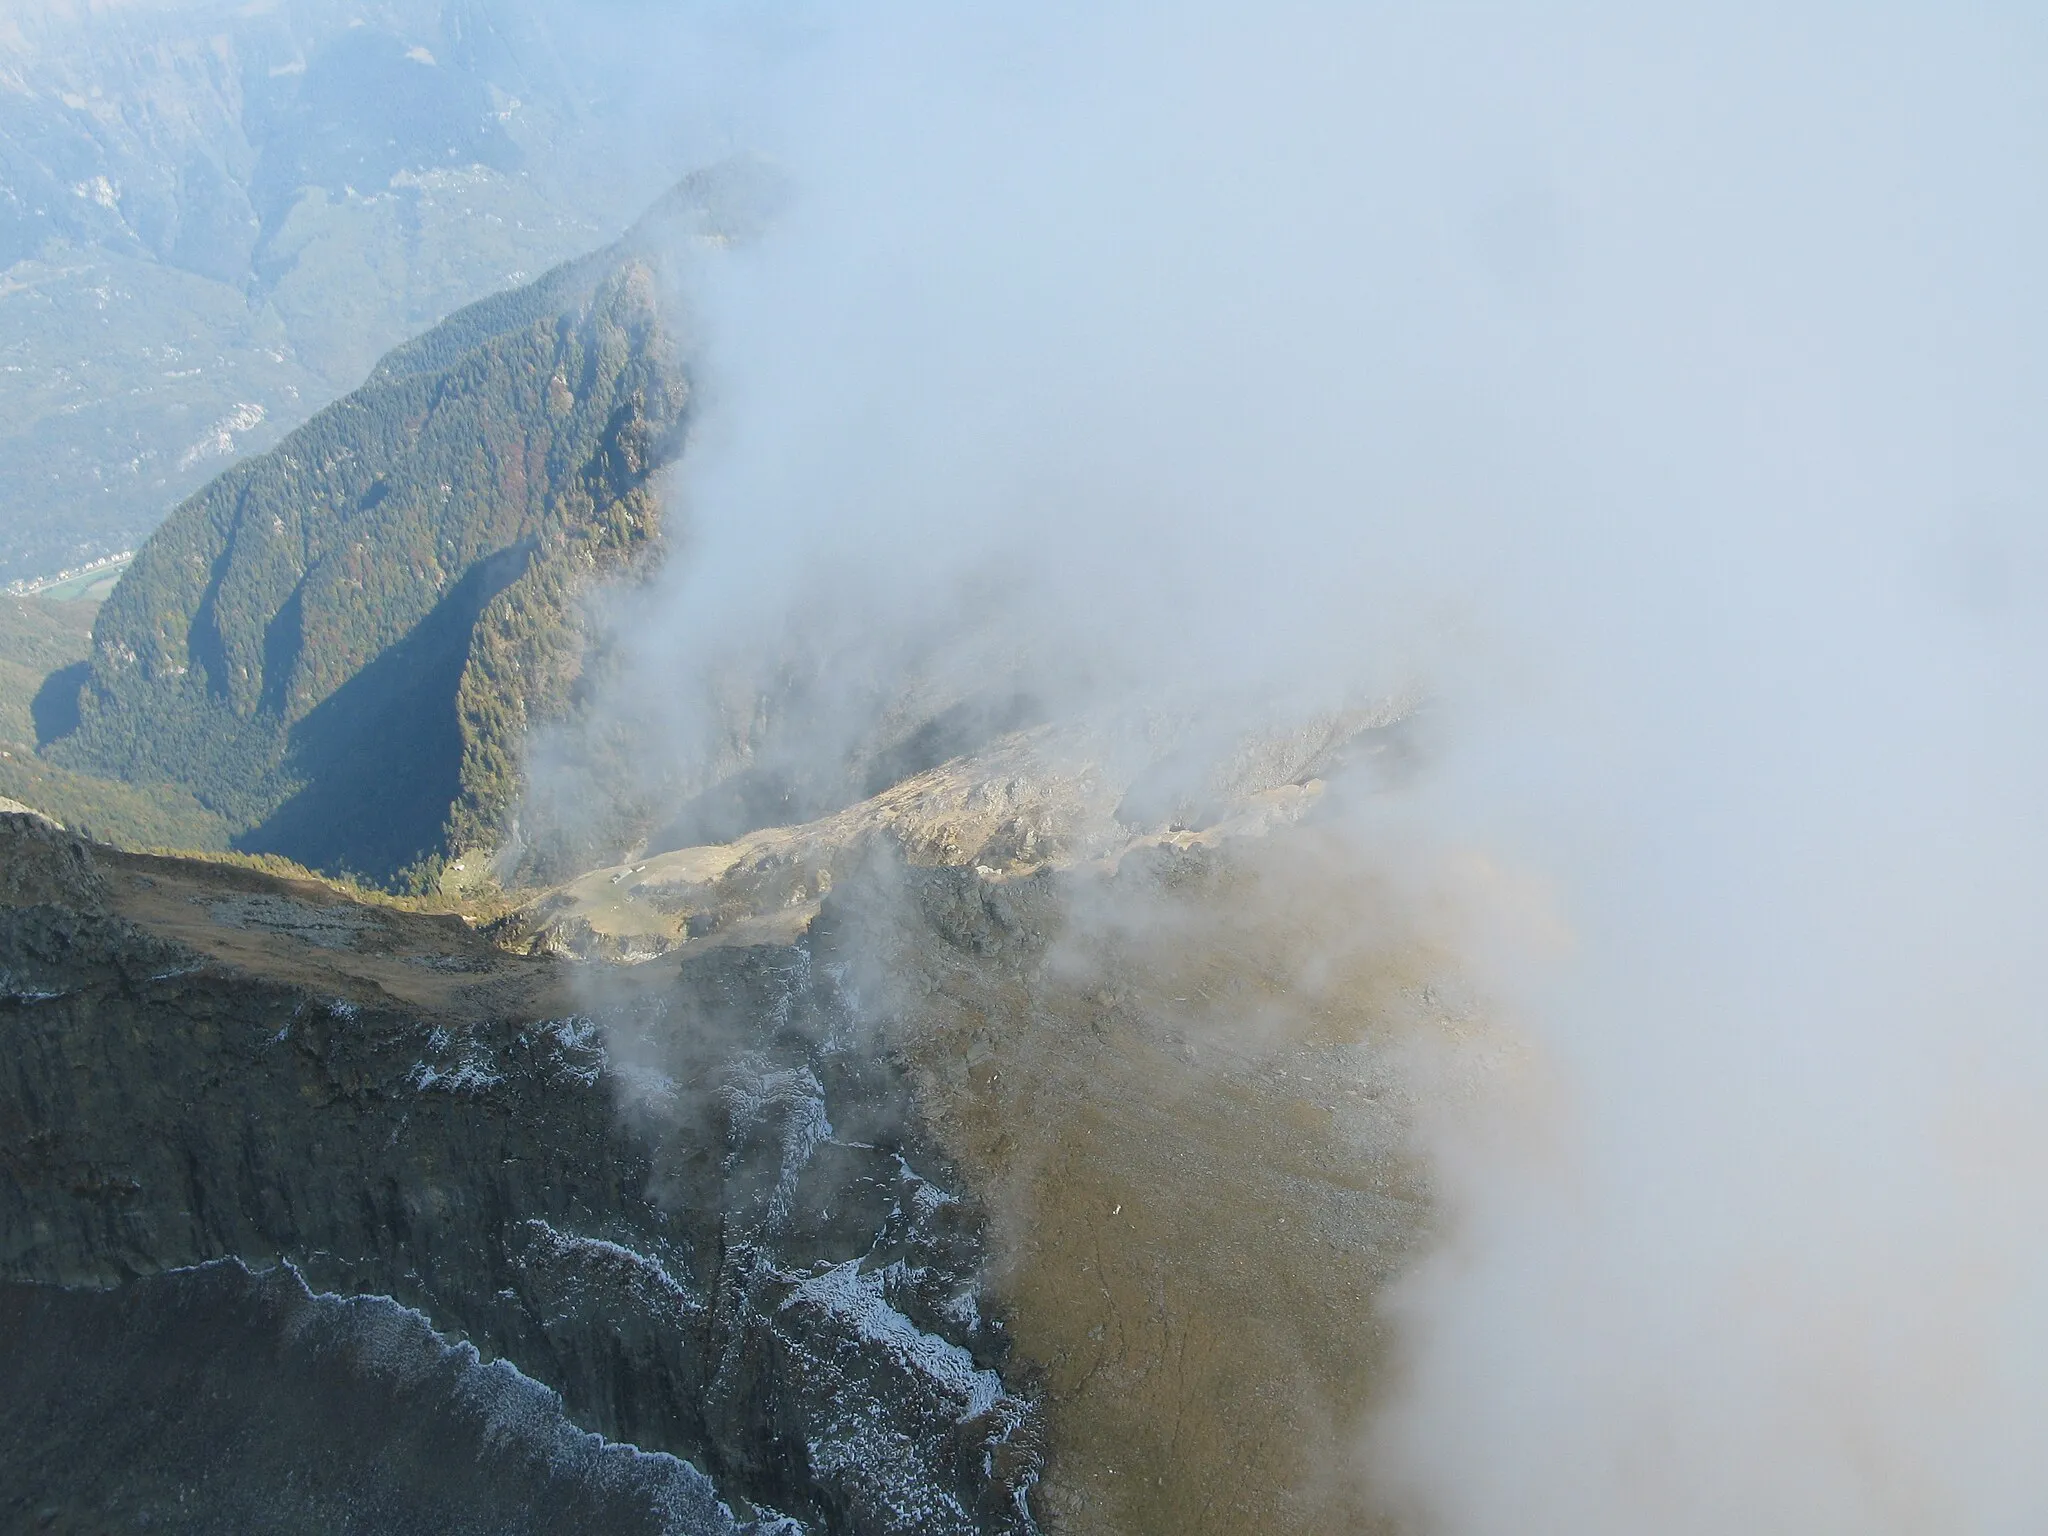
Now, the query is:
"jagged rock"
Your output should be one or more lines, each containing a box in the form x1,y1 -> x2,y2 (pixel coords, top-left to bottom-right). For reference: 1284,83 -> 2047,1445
502,704 -> 1416,964
0,806 -> 108,913
0,1259 -> 780,1536
0,826 -> 1042,1533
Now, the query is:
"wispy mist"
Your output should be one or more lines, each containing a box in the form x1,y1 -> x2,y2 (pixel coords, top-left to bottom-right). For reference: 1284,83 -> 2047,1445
551,4 -> 2048,1528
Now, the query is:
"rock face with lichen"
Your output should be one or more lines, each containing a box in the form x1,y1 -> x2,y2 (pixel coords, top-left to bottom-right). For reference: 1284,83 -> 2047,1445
0,811 -> 1043,1534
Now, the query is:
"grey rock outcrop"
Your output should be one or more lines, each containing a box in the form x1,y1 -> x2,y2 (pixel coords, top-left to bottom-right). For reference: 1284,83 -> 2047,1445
0,1259 -> 772,1536
0,815 -> 1041,1532
0,804 -> 103,911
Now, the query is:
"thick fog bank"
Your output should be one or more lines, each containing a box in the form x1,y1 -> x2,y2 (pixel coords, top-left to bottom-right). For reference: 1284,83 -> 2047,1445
543,6 -> 2048,1529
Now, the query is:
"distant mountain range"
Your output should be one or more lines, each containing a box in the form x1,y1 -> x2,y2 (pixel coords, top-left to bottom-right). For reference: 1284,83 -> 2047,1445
0,0 -> 680,583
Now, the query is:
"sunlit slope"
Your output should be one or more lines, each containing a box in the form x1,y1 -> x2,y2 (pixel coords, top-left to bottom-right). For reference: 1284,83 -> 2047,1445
46,217 -> 692,884
858,839 -> 1441,1536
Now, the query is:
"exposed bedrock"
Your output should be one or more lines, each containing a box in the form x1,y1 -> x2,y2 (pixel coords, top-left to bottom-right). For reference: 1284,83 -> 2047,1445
0,1259 -> 757,1536
0,813 -> 1042,1534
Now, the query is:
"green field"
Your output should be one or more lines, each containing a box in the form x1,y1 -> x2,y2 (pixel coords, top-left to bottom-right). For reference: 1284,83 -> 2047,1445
14,555 -> 135,603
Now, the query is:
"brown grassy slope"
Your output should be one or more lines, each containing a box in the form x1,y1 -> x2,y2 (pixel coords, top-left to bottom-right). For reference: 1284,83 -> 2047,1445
94,840 -> 567,1024
822,831 -> 1481,1536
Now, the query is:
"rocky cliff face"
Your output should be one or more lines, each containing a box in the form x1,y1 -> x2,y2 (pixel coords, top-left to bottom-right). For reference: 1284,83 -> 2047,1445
0,811 -> 1043,1533
2,1259 -> 765,1536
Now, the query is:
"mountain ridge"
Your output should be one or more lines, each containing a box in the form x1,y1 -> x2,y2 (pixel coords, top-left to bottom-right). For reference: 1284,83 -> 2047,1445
39,170 -> 726,883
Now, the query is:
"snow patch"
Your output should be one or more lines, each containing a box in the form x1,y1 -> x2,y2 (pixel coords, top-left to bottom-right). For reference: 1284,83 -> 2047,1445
520,1219 -> 701,1313
408,1056 -> 503,1094
718,1057 -> 831,1228
783,1261 -> 1004,1423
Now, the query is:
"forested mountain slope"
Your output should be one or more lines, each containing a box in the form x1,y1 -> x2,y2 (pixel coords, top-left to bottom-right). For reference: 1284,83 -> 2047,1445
44,180 -> 721,884
0,594 -> 232,849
